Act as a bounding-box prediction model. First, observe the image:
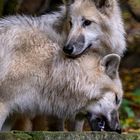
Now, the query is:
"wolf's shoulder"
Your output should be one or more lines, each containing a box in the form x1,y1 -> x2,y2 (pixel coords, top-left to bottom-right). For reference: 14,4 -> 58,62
0,15 -> 40,30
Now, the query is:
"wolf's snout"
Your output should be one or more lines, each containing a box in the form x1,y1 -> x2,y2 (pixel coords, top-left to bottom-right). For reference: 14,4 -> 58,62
105,121 -> 122,133
86,112 -> 122,133
63,35 -> 85,56
63,45 -> 74,55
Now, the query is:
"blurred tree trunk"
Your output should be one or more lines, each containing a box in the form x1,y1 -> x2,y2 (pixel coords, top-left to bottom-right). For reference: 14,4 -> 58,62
3,0 -> 19,15
121,0 -> 140,22
0,0 -> 4,16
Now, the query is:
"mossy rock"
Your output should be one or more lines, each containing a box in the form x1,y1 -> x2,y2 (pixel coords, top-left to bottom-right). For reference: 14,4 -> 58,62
0,131 -> 140,140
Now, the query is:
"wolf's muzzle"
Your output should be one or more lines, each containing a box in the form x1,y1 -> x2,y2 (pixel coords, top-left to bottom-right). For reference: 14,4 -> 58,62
63,35 -> 85,56
63,44 -> 74,55
86,112 -> 122,133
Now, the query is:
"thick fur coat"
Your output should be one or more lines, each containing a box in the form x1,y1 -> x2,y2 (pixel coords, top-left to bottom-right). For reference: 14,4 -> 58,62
0,9 -> 122,130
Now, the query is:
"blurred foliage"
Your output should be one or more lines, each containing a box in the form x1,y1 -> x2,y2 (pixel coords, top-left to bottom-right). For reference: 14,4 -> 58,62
0,0 -> 139,132
120,67 -> 140,132
119,0 -> 140,133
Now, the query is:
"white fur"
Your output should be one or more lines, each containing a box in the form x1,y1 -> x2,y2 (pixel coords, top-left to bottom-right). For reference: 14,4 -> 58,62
0,2 -> 124,131
0,12 -> 123,130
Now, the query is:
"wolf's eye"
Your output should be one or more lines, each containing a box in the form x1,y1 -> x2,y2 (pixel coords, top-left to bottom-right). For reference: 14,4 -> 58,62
69,21 -> 73,28
115,94 -> 120,105
83,20 -> 92,27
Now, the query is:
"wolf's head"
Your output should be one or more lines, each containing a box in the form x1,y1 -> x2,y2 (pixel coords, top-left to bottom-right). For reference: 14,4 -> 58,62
84,54 -> 123,133
63,0 -> 126,57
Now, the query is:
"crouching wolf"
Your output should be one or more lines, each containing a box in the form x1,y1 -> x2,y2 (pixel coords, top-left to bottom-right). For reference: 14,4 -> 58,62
0,14 -> 123,132
61,0 -> 126,132
43,0 -> 125,132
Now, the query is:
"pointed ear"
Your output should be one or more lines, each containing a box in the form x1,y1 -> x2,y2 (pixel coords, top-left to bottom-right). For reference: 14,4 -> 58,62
93,0 -> 114,14
101,54 -> 121,79
94,0 -> 113,8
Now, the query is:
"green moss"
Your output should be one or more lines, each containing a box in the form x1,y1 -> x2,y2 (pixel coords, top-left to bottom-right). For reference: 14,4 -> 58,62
26,132 -> 45,140
0,131 -> 139,140
12,131 -> 32,140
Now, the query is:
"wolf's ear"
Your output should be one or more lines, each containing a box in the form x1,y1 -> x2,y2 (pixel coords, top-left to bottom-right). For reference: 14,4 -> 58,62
93,0 -> 114,14
101,54 -> 121,79
94,0 -> 113,8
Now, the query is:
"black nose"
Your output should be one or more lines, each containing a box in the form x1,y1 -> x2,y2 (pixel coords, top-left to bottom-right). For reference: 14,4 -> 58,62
116,126 -> 122,134
63,45 -> 74,55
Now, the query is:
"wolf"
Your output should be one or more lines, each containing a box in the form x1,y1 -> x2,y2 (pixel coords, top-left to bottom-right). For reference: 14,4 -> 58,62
63,0 -> 126,57
0,8 -> 123,132
1,0 -> 125,132
46,0 -> 126,132
9,76 -> 122,132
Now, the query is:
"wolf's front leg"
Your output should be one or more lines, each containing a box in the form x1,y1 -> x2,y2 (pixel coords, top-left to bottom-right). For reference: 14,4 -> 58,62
46,115 -> 64,131
67,112 -> 86,131
0,103 -> 9,131
68,119 -> 84,131
74,120 -> 85,131
32,115 -> 64,131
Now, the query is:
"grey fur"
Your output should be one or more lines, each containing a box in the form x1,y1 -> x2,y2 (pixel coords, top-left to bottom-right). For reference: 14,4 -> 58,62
0,8 -> 123,130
